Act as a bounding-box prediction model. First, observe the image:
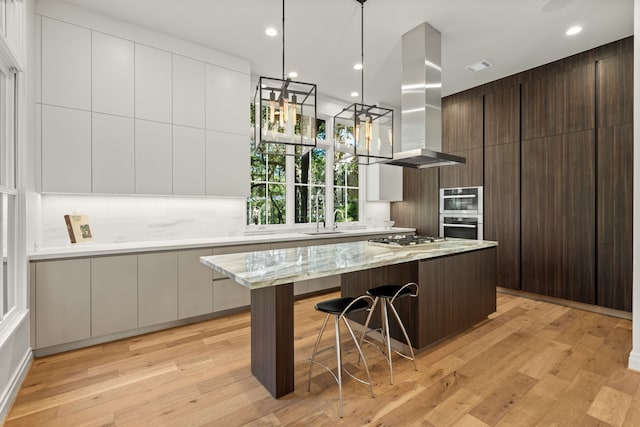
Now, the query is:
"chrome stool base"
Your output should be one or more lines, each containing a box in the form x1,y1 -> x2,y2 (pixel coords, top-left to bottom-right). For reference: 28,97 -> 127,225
360,282 -> 419,384
307,295 -> 375,418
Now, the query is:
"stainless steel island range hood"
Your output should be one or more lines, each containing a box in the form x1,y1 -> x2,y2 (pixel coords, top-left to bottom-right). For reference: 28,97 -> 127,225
382,22 -> 466,169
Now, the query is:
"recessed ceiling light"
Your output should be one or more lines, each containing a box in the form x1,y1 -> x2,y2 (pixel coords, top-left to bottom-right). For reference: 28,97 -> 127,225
350,91 -> 359,97
566,25 -> 582,36
288,71 -> 298,78
465,60 -> 492,73
353,63 -> 363,70
265,27 -> 278,37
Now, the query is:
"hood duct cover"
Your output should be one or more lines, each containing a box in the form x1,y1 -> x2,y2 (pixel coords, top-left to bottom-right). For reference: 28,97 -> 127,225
381,22 -> 465,168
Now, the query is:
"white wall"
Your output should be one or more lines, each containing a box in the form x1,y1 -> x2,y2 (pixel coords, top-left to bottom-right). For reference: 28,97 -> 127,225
629,0 -> 640,372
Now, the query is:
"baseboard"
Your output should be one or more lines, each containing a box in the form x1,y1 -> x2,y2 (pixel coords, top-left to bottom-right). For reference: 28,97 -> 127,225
629,350 -> 640,372
0,349 -> 33,424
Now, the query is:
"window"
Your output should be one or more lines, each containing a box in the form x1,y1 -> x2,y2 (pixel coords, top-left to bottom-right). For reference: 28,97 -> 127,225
0,64 -> 17,322
333,152 -> 359,222
249,142 -> 286,225
248,115 -> 360,226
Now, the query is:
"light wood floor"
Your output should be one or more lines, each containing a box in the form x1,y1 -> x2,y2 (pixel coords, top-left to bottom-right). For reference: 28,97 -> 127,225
5,292 -> 639,426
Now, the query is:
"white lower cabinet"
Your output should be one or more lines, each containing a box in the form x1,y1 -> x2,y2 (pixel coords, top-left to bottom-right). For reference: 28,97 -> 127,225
178,249 -> 213,319
35,259 -> 91,348
91,255 -> 138,336
138,251 -> 178,327
211,243 -> 269,311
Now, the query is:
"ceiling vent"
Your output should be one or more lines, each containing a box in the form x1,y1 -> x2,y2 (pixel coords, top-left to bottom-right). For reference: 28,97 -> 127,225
465,60 -> 492,73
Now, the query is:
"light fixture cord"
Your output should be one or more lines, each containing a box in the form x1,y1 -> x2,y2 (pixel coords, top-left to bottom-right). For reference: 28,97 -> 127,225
360,0 -> 364,104
282,0 -> 285,81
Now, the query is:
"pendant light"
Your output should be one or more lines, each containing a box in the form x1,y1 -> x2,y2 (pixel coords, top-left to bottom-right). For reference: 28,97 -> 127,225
334,0 -> 394,164
254,0 -> 317,156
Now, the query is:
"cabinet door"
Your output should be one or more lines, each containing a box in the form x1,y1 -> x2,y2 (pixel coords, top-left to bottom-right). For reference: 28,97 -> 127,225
173,55 -> 205,129
138,252 -> 178,327
597,124 -> 632,311
178,249 -> 213,319
92,113 -> 134,193
135,119 -> 172,194
205,65 -> 250,135
366,163 -> 403,201
597,52 -> 633,128
92,32 -> 134,117
41,105 -> 91,193
135,44 -> 172,123
173,125 -> 205,195
561,130 -> 595,304
484,142 -> 520,289
484,85 -> 519,147
562,63 -> 595,133
35,259 -> 91,348
211,243 -> 269,310
439,147 -> 482,188
91,255 -> 138,336
521,72 -> 562,140
41,17 -> 91,110
442,93 -> 483,152
521,136 -> 562,297
205,131 -> 249,197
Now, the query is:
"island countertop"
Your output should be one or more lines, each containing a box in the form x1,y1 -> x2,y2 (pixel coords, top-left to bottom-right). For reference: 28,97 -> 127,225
200,238 -> 497,289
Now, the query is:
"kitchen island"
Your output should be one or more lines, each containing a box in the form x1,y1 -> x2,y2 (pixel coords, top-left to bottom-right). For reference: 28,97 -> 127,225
200,238 -> 497,398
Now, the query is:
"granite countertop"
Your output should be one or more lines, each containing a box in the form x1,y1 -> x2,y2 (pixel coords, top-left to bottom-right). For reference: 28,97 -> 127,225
200,238 -> 498,289
28,227 -> 415,260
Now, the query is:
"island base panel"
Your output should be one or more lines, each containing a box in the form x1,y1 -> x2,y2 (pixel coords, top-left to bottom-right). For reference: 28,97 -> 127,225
250,283 -> 294,398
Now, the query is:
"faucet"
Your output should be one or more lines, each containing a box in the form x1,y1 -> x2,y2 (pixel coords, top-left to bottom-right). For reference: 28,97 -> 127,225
315,194 -> 325,232
332,209 -> 344,231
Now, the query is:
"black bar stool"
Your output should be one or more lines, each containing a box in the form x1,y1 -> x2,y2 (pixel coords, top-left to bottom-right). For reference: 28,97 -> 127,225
307,295 -> 375,418
360,282 -> 419,384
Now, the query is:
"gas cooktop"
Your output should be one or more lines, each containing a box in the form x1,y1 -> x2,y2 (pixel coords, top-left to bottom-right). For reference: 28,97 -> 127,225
368,235 -> 447,247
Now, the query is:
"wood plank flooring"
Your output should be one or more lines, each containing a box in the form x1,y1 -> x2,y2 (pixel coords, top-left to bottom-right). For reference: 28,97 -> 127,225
5,292 -> 639,426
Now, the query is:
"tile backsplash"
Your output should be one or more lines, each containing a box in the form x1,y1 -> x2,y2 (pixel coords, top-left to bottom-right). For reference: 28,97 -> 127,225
35,194 -> 246,249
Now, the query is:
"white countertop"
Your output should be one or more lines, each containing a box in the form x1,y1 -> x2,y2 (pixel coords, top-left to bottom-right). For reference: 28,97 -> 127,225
28,227 -> 415,260
200,238 -> 498,289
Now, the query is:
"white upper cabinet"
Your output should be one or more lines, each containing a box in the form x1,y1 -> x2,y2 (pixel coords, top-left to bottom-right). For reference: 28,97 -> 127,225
92,32 -> 134,117
173,55 -> 205,129
367,163 -> 403,202
41,18 -> 91,110
135,119 -> 173,195
92,113 -> 134,193
173,125 -> 205,195
41,105 -> 91,193
135,44 -> 172,123
205,130 -> 249,197
205,65 -> 250,135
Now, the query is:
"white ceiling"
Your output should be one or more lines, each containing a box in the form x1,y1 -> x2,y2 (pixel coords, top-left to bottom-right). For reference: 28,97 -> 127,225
59,0 -> 633,108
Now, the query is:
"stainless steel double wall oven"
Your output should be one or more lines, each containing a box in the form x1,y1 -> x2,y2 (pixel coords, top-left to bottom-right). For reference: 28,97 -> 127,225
439,186 -> 483,240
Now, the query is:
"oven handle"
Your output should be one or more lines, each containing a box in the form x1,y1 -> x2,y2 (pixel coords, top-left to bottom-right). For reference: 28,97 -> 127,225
442,195 -> 477,199
442,223 -> 477,228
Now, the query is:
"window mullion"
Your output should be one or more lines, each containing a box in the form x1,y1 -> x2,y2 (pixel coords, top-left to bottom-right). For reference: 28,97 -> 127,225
285,145 -> 295,225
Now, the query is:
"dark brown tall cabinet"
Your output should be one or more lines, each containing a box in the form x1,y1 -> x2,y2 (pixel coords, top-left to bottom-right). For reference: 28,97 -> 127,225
484,85 -> 520,290
520,63 -> 596,304
596,51 -> 633,311
440,93 -> 484,188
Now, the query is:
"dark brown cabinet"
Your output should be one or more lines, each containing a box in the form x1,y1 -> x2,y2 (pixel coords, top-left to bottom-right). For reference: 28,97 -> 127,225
521,131 -> 595,304
390,168 -> 439,236
440,92 -> 483,188
484,85 -> 520,290
485,142 -> 520,289
522,63 -> 595,139
597,51 -> 633,128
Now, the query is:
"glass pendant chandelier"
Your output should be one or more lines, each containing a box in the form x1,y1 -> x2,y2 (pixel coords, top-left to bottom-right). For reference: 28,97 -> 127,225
334,0 -> 393,164
254,0 -> 317,156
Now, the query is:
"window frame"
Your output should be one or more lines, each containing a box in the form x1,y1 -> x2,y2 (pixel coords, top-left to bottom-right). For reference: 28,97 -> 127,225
248,114 -> 364,229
